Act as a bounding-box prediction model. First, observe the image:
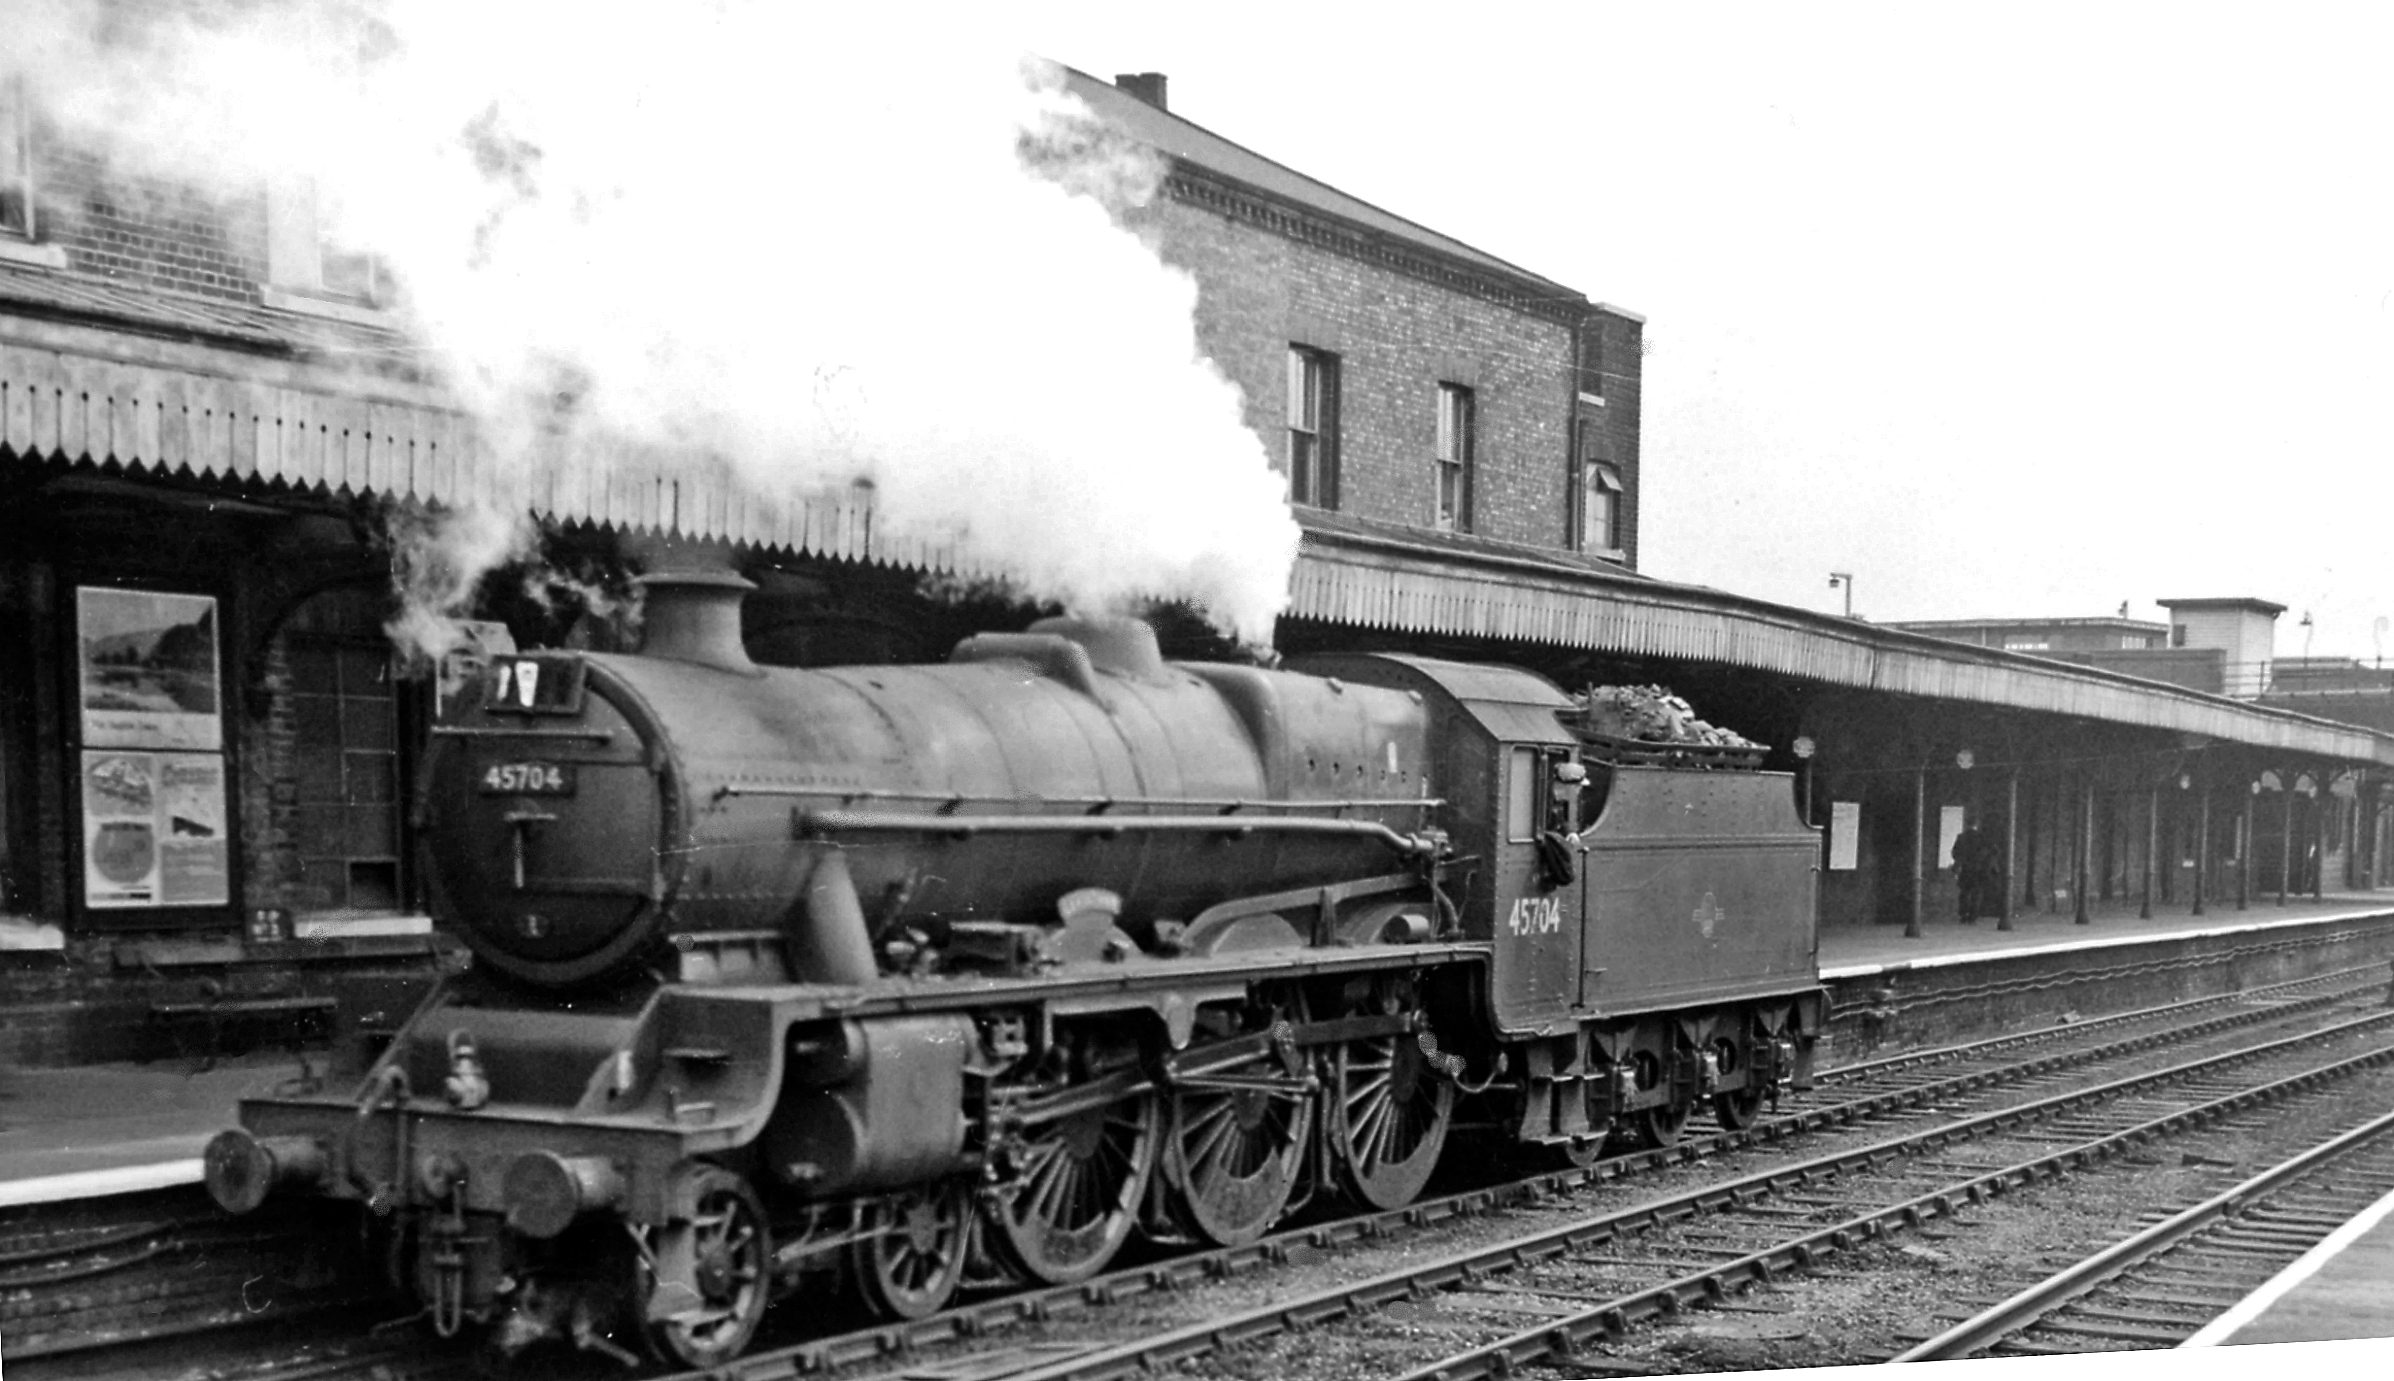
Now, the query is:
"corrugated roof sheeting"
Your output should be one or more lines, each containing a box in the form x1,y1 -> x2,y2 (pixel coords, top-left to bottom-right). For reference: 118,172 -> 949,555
1292,545 -> 2393,765
0,339 -> 973,575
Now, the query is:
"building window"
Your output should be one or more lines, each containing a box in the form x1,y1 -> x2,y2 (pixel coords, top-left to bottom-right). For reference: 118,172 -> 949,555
1,74 -> 32,239
2003,639 -> 2050,652
1582,463 -> 1621,551
1286,346 -> 1339,509
287,592 -> 406,914
1435,383 -> 1475,532
266,176 -> 385,305
1578,327 -> 1604,402
2172,624 -> 2189,648
1575,418 -> 1621,553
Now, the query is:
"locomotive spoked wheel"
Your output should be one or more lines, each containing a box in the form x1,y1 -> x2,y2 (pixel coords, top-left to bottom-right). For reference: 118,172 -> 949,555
987,1091 -> 1160,1285
1710,1028 -> 1768,1131
1329,984 -> 1455,1211
1627,1050 -> 1692,1149
631,1166 -> 771,1369
850,1180 -> 972,1321
1165,998 -> 1315,1247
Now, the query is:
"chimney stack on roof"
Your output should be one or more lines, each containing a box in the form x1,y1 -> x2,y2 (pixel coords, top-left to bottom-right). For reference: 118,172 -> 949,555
1113,72 -> 1168,111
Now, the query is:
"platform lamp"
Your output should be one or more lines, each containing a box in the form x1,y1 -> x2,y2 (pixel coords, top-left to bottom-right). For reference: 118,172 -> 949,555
1828,571 -> 1854,619
1792,735 -> 1817,827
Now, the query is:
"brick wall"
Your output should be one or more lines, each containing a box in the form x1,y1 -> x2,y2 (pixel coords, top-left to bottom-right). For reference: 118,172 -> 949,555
1137,192 -> 1600,555
31,125 -> 271,304
1580,309 -> 1642,567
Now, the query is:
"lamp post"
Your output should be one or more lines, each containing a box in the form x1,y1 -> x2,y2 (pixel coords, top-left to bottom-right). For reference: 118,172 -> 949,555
1829,572 -> 1854,619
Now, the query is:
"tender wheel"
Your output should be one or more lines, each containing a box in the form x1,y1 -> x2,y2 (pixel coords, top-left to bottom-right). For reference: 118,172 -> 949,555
1710,1027 -> 1768,1132
1329,987 -> 1455,1210
632,1165 -> 770,1369
1165,1004 -> 1314,1248
986,1092 -> 1159,1285
850,1181 -> 971,1321
1712,1084 -> 1767,1131
1624,1049 -> 1690,1149
1634,1102 -> 1693,1148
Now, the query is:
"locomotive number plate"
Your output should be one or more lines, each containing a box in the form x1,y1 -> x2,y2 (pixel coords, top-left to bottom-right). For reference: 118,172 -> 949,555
479,761 -> 577,796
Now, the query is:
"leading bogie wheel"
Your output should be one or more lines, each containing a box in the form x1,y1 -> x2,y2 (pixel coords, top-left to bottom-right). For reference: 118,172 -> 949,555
985,1091 -> 1160,1285
850,1180 -> 972,1321
631,1165 -> 772,1369
1329,986 -> 1455,1211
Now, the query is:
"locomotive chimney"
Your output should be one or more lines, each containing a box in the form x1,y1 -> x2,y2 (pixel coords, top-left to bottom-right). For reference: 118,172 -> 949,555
635,569 -> 762,675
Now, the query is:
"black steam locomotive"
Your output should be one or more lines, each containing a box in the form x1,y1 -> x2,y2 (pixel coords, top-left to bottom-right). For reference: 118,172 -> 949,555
203,572 -> 1822,1367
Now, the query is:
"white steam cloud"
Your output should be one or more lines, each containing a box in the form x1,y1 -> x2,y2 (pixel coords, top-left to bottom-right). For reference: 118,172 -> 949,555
4,1 -> 1300,647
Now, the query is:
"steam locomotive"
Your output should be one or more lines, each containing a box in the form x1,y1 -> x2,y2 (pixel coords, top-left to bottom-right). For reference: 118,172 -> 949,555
203,572 -> 1823,1368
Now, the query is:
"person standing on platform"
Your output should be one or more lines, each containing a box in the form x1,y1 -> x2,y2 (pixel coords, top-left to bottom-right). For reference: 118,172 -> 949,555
1951,822 -> 1987,924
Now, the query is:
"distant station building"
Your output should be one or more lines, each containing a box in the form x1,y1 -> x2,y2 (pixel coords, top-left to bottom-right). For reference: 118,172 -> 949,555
1890,598 -> 2288,700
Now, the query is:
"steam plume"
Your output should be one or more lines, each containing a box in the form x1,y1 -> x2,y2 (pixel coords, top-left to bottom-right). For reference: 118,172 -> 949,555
4,1 -> 1300,649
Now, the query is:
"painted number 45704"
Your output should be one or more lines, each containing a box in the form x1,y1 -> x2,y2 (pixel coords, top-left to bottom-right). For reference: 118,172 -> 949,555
1507,895 -> 1562,936
479,761 -> 574,795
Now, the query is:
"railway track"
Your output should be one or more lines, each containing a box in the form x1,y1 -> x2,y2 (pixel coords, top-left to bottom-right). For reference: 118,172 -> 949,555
1892,1096 -> 2394,1359
641,971 -> 2394,1381
12,963 -> 2390,1381
886,1004 -> 2394,1381
0,1186 -> 372,1362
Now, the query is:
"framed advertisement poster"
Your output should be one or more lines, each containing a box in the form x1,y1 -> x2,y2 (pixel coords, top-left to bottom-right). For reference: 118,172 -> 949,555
81,750 -> 231,908
79,587 -> 223,752
77,587 -> 230,911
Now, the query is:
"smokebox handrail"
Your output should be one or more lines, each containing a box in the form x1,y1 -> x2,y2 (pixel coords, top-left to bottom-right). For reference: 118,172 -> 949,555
797,809 -> 1445,859
431,726 -> 617,743
724,785 -> 1442,813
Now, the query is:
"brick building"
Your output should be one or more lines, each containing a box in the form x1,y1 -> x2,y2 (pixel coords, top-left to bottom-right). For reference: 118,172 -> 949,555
1073,71 -> 1642,567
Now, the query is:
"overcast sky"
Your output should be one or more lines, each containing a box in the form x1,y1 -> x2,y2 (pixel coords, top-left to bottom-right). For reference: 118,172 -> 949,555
1022,3 -> 2394,661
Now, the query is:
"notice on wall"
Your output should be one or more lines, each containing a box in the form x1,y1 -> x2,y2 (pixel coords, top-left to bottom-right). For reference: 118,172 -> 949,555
81,750 -> 230,909
1828,801 -> 1861,871
1939,805 -> 1968,869
78,587 -> 223,752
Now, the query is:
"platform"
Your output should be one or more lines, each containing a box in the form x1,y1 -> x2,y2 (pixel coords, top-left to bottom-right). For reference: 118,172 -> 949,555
2183,1181 -> 2394,1348
4,893 -> 2393,1210
1821,889 -> 2394,979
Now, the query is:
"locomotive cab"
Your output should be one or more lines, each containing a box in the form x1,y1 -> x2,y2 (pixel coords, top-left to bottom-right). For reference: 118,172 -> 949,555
1292,652 -> 1826,1156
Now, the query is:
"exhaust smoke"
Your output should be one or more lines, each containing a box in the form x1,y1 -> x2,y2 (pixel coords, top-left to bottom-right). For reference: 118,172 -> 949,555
4,1 -> 1300,652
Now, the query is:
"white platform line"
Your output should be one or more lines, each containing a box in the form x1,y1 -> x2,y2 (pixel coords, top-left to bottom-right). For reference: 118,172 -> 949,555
0,1158 -> 203,1209
1822,906 -> 2394,980
2180,1182 -> 2394,1346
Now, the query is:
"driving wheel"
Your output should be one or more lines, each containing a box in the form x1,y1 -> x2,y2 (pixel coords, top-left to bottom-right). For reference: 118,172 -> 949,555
985,1091 -> 1159,1285
1328,987 -> 1455,1210
1165,1003 -> 1313,1247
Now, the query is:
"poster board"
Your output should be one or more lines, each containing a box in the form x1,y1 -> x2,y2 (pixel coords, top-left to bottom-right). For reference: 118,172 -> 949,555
1828,801 -> 1861,871
77,588 -> 229,909
81,750 -> 230,907
1939,805 -> 1967,869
